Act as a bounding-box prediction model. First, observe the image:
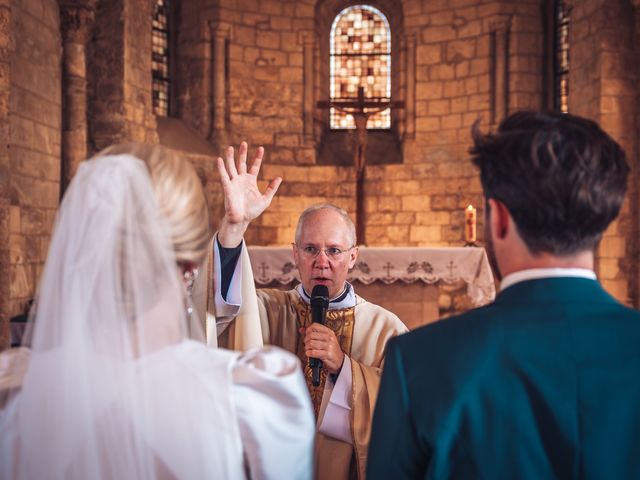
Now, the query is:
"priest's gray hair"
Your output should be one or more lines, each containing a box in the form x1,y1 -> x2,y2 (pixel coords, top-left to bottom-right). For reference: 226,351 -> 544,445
295,204 -> 357,247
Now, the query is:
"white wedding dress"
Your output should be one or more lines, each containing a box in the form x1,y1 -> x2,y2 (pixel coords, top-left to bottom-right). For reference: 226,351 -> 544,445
0,154 -> 314,479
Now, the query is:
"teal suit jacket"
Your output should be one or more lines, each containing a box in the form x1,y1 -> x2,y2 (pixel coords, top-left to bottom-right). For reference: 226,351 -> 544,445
368,277 -> 640,479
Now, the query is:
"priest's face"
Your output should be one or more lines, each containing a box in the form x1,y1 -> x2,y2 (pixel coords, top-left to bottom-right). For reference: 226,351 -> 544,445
292,209 -> 358,299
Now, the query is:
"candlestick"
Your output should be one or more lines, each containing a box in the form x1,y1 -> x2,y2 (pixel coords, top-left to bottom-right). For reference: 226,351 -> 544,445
465,204 -> 477,244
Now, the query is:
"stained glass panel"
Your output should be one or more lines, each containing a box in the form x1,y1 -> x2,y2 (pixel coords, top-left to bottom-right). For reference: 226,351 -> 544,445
555,0 -> 570,113
330,5 -> 391,129
152,0 -> 171,117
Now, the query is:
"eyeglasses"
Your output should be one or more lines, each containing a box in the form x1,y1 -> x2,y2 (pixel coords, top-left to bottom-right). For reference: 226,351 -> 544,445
295,244 -> 354,261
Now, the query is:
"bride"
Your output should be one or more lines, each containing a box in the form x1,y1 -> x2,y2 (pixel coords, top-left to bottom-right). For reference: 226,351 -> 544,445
0,143 -> 314,479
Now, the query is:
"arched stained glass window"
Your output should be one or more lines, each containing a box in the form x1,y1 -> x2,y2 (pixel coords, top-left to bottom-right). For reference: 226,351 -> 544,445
152,0 -> 171,117
330,5 -> 391,129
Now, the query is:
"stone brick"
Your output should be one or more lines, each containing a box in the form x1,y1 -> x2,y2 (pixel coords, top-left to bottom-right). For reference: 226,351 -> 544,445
391,180 -> 422,195
288,52 -> 303,66
271,16 -> 292,30
416,82 -> 444,100
401,195 -> 431,211
256,30 -> 281,50
410,225 -> 442,243
599,236 -> 626,258
455,61 -> 470,78
378,195 -> 402,212
234,25 -> 256,46
416,117 -> 441,132
598,257 -> 621,280
441,114 -> 462,129
446,39 -> 476,63
417,211 -> 452,225
468,94 -> 490,111
600,279 -> 628,303
443,81 -> 465,97
416,44 -> 442,65
451,96 -> 469,113
427,99 -> 450,115
385,225 -> 411,243
457,19 -> 483,38
280,67 -> 303,82
430,63 -> 456,80
422,25 -> 457,43
11,115 -> 35,149
259,0 -> 283,16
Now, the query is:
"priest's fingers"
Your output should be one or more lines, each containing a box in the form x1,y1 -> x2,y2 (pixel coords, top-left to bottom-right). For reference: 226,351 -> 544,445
216,156 -> 231,185
262,177 -> 282,206
248,145 -> 265,175
237,141 -> 248,174
305,323 -> 334,335
225,145 -> 238,178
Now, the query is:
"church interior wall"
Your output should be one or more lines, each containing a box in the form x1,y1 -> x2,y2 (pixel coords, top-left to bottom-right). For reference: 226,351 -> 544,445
1,0 -> 640,346
3,0 -> 62,347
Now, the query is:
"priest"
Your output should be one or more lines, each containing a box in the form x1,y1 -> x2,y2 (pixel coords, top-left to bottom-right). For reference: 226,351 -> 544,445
193,142 -> 407,480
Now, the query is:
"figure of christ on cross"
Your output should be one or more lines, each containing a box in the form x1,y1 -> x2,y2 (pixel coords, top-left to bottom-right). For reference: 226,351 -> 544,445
318,86 -> 404,245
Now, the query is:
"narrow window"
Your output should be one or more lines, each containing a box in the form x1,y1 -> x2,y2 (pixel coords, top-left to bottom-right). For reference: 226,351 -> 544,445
554,0 -> 570,113
330,5 -> 391,129
152,0 -> 171,117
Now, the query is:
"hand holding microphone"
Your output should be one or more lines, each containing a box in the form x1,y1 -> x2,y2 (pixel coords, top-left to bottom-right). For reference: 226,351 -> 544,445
309,285 -> 329,386
303,285 -> 346,385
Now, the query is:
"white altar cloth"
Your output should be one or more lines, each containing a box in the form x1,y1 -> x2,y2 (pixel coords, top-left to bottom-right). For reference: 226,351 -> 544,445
247,246 -> 496,307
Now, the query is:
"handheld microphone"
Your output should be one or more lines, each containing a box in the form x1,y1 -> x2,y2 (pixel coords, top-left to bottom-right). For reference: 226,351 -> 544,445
309,285 -> 329,386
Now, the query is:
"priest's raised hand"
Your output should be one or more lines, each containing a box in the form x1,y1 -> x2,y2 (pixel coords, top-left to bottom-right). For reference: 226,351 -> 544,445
217,141 -> 282,248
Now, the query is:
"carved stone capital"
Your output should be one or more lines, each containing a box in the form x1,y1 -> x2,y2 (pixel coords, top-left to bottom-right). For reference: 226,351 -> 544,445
488,14 -> 512,33
403,32 -> 417,49
300,31 -> 315,46
60,2 -> 97,44
208,21 -> 231,40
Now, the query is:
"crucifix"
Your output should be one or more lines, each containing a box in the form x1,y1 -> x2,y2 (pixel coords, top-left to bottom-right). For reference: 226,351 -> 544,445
318,86 -> 404,245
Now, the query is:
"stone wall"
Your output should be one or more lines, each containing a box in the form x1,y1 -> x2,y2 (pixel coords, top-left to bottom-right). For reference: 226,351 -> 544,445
571,0 -> 639,305
0,0 -> 11,346
1,0 -> 640,344
2,0 -> 62,346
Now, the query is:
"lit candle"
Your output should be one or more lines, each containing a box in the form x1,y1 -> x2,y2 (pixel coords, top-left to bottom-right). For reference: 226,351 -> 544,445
465,204 -> 476,244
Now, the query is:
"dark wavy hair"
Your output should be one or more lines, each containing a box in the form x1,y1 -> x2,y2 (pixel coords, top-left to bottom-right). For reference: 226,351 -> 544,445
470,111 -> 629,255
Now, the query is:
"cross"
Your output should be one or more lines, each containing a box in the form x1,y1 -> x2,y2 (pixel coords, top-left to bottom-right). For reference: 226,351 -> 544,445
318,87 -> 404,245
258,262 -> 269,279
446,261 -> 456,280
383,261 -> 394,278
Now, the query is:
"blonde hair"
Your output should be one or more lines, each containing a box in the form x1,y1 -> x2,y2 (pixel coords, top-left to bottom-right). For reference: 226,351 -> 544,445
98,143 -> 210,265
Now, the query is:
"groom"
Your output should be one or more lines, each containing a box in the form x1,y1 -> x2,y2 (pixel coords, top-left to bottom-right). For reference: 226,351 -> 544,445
367,111 -> 640,478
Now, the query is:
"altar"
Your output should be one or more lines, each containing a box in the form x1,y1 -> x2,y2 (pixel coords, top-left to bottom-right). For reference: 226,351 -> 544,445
248,246 -> 496,330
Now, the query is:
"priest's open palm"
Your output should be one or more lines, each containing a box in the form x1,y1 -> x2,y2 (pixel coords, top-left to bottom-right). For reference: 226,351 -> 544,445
217,142 -> 282,247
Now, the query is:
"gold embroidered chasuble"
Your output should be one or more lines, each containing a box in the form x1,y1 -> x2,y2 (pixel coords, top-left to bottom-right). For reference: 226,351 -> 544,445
218,287 -> 407,480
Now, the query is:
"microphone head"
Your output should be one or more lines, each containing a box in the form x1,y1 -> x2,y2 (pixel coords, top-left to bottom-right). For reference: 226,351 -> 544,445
311,284 -> 329,300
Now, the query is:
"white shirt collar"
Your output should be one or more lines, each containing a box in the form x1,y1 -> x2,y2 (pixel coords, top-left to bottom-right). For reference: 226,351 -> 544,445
500,268 -> 596,292
296,282 -> 357,309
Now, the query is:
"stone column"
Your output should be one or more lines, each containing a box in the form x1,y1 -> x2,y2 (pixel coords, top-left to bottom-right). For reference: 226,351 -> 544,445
490,16 -> 511,125
59,1 -> 97,197
403,32 -> 416,140
303,32 -> 314,142
0,0 -> 11,344
209,21 -> 229,143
